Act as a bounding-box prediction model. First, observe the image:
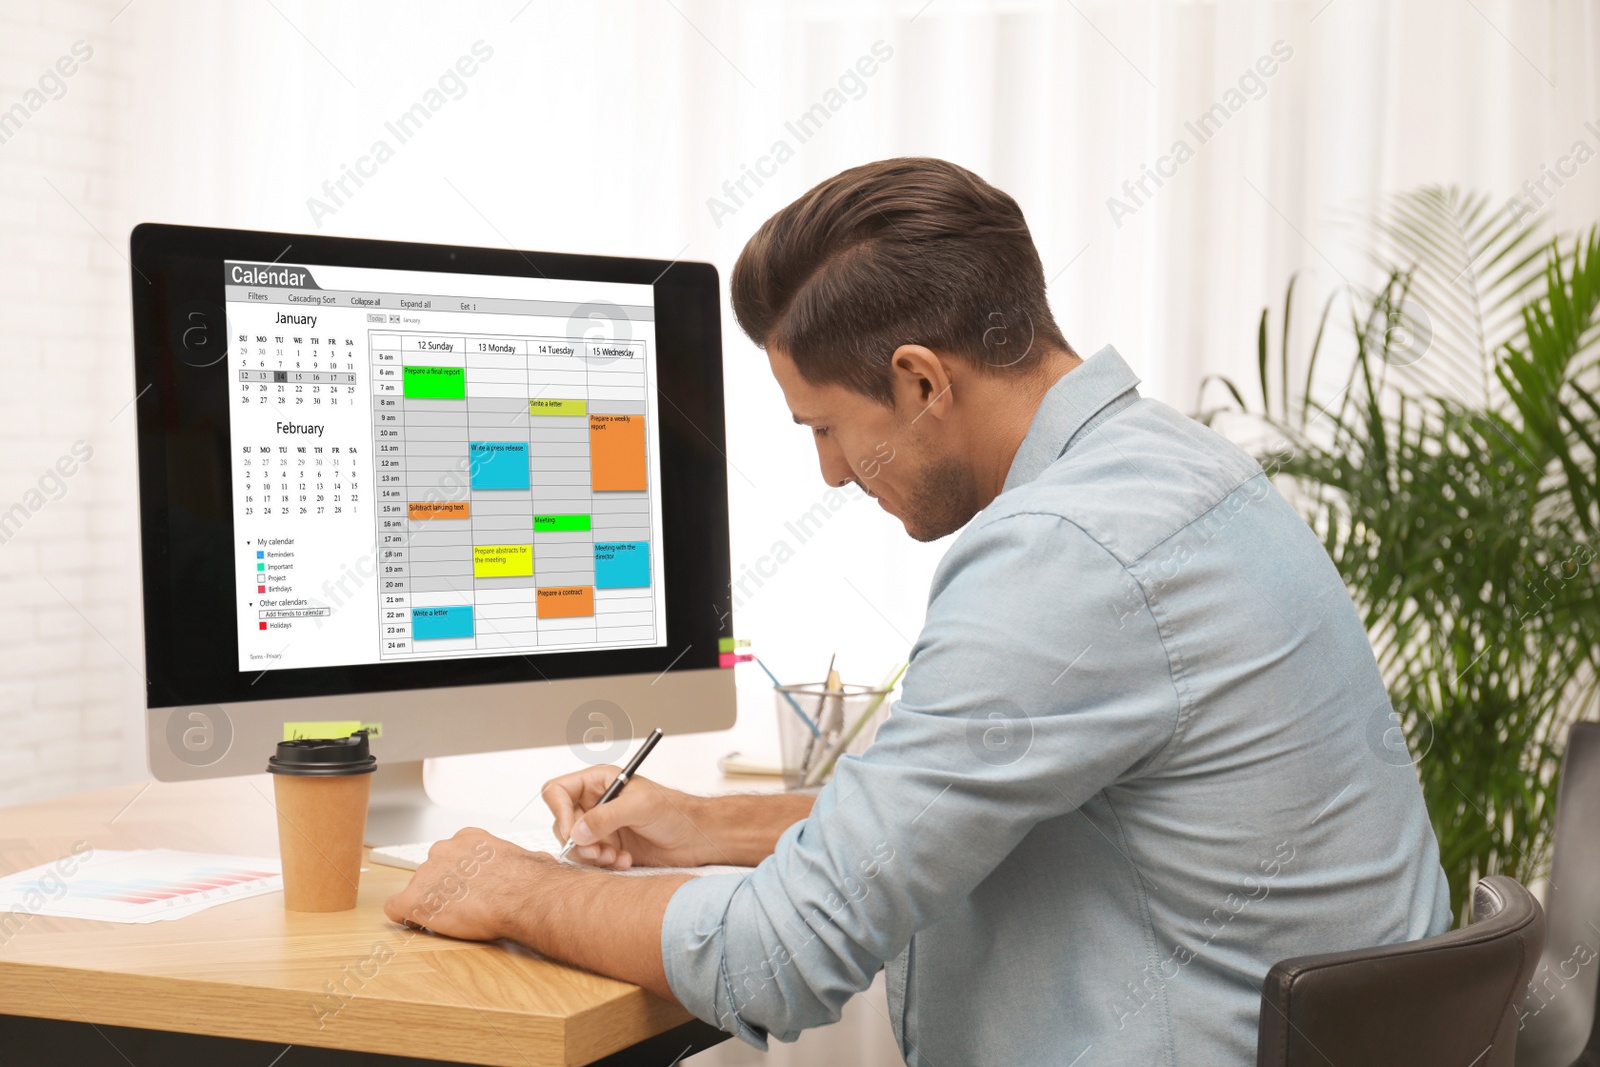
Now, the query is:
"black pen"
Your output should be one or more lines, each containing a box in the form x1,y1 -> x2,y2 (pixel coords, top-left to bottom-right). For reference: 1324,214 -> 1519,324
557,727 -> 664,862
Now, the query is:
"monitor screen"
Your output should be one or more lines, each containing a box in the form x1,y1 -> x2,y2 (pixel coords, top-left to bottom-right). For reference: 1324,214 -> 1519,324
224,261 -> 667,672
130,224 -> 730,719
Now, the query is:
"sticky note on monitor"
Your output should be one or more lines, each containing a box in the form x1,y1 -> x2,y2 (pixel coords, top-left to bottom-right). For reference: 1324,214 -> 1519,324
283,721 -> 383,741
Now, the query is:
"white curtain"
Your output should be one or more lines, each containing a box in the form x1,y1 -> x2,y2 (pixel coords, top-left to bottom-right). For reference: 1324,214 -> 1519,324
167,0 -> 1599,687
52,0 -> 1600,771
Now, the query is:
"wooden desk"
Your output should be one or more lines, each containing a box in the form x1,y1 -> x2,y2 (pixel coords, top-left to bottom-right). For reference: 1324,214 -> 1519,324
0,776 -> 728,1066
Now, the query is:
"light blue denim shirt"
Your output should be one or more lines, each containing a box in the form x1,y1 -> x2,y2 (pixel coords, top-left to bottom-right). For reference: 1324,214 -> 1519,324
662,346 -> 1452,1065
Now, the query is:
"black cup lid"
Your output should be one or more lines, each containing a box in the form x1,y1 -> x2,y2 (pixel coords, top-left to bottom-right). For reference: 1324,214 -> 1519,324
267,730 -> 378,776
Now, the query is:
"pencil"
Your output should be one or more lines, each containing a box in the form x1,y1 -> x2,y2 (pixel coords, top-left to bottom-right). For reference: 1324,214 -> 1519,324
754,656 -> 821,738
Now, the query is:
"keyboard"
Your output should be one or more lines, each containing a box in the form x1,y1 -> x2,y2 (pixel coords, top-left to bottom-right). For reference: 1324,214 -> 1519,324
369,830 -> 751,877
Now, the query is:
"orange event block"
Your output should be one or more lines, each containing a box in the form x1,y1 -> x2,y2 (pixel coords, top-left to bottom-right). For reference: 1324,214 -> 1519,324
589,415 -> 646,491
409,501 -> 470,519
537,585 -> 594,619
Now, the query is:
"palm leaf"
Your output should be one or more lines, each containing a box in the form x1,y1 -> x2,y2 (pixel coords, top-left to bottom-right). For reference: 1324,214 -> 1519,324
1372,186 -> 1553,408
1198,190 -> 1600,921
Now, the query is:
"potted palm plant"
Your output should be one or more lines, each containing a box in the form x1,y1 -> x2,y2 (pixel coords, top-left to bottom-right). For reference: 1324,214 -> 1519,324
1198,188 -> 1600,920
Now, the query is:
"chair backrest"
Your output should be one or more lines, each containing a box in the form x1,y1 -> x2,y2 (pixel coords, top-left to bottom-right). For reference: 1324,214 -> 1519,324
1518,720 -> 1600,1067
1257,875 -> 1546,1067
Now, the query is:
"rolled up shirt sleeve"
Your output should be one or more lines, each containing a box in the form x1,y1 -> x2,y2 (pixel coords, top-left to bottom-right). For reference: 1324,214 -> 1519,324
660,510 -> 1183,1046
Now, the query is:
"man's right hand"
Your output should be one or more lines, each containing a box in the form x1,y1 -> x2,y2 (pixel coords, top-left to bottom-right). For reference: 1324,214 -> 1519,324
541,767 -> 718,870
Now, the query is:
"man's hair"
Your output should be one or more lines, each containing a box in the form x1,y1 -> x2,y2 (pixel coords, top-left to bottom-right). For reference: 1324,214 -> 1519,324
730,157 -> 1072,405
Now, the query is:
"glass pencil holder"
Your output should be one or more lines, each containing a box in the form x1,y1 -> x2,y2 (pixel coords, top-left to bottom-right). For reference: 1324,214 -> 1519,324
774,682 -> 894,791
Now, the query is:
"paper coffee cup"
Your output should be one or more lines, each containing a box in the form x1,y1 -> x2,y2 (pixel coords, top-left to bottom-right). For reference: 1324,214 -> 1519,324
266,731 -> 376,912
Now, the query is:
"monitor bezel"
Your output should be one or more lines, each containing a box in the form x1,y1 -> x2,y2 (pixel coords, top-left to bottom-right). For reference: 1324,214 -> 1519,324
129,223 -> 731,711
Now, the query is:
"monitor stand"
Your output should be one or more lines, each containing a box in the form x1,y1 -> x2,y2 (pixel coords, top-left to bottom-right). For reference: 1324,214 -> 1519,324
363,759 -> 522,847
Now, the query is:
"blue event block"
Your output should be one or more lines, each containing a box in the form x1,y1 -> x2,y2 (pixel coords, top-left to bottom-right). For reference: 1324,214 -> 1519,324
411,605 -> 474,640
468,441 -> 530,490
594,541 -> 650,589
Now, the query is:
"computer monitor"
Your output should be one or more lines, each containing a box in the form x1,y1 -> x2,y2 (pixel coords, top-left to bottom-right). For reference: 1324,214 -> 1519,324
129,223 -> 735,843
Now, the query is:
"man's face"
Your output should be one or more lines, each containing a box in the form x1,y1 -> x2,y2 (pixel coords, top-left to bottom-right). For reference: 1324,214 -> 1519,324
767,347 -> 979,542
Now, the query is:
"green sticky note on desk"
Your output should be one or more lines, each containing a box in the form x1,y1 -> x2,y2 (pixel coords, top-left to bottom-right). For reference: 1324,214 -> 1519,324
283,720 -> 383,741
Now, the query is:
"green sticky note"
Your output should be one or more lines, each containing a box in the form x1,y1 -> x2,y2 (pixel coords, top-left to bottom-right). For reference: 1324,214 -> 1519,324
534,514 -> 591,532
403,366 -> 465,399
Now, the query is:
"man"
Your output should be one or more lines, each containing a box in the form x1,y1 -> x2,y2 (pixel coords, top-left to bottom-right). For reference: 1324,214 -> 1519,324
386,157 -> 1452,1065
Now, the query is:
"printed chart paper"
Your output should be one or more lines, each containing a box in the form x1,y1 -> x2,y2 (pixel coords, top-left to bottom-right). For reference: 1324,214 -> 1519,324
0,849 -> 283,924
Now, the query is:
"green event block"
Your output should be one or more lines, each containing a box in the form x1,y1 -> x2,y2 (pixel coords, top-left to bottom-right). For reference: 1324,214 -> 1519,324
404,366 -> 466,399
534,514 -> 591,532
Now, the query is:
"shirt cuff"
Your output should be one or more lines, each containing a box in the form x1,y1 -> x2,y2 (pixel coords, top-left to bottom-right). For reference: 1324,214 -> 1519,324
660,870 -> 770,1049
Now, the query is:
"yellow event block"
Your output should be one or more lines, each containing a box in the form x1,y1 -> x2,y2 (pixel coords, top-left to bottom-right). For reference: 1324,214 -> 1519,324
283,721 -> 383,741
473,543 -> 533,578
529,398 -> 586,416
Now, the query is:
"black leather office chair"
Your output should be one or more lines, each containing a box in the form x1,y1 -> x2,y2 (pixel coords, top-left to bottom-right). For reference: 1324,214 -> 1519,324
1518,721 -> 1600,1067
1257,875 -> 1545,1067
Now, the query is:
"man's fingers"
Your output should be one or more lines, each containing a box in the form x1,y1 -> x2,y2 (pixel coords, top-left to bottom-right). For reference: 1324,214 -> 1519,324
383,884 -> 420,926
569,787 -> 657,845
542,783 -> 576,839
382,889 -> 407,924
574,841 -> 614,867
540,766 -> 622,836
573,842 -> 634,870
541,767 -> 605,837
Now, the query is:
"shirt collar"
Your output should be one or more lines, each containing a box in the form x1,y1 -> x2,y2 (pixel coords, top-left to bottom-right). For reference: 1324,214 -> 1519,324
1001,344 -> 1142,494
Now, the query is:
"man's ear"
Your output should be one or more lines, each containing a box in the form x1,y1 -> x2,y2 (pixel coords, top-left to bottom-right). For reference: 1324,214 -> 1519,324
888,344 -> 955,422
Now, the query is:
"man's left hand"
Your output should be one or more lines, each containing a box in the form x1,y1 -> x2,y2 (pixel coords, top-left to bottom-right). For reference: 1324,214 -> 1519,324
382,828 -> 551,942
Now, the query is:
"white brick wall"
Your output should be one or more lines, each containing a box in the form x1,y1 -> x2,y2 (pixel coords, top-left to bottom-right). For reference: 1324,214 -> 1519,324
0,0 -> 145,808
